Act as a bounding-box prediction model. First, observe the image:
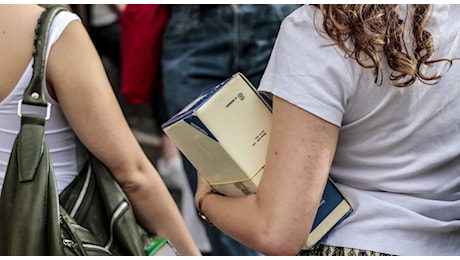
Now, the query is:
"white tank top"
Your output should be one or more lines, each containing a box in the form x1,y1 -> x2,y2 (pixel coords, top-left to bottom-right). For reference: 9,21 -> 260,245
0,11 -> 86,193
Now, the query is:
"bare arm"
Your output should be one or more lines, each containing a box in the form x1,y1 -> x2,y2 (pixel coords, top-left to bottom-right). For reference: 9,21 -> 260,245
46,19 -> 200,256
195,95 -> 339,255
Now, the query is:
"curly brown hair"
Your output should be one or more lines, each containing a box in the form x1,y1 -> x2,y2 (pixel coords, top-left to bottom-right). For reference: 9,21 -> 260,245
313,4 -> 455,87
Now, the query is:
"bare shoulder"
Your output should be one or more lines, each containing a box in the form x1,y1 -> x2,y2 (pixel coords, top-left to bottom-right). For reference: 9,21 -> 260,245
0,4 -> 44,43
0,4 -> 44,26
0,4 -> 45,102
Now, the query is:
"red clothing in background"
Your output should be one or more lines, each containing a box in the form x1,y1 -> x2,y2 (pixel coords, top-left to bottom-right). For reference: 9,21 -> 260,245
120,4 -> 168,105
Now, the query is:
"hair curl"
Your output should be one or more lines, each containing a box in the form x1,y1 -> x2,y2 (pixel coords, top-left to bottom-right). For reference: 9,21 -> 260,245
313,4 -> 454,87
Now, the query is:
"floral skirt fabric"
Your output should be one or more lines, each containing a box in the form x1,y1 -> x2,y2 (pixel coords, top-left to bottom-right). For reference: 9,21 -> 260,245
298,244 -> 394,256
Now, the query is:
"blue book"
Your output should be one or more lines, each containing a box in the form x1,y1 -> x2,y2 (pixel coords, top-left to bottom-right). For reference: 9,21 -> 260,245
306,179 -> 351,249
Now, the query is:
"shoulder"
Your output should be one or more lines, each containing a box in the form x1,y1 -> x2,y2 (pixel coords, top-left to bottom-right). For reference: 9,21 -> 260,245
280,5 -> 320,30
0,5 -> 44,34
49,7 -> 82,33
45,8 -> 83,51
276,5 -> 335,55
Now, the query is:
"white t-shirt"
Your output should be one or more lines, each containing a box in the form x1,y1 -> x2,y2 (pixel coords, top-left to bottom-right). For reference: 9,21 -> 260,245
0,11 -> 86,194
259,5 -> 460,256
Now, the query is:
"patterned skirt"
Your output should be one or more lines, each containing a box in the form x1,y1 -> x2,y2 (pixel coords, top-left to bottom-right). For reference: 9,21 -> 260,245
298,244 -> 395,256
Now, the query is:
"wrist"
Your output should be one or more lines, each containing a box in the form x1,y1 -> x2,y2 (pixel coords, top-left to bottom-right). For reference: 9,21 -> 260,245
196,190 -> 219,226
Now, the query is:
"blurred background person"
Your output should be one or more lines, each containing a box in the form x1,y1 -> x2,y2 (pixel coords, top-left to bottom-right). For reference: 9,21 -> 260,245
119,4 -> 212,255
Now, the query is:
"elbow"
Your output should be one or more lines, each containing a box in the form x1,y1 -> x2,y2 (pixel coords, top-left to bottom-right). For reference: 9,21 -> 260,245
256,227 -> 307,256
108,162 -> 152,195
109,171 -> 142,194
119,178 -> 142,194
112,170 -> 146,196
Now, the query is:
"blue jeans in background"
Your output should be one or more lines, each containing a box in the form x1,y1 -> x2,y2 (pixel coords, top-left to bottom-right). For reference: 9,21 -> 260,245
161,4 -> 299,256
